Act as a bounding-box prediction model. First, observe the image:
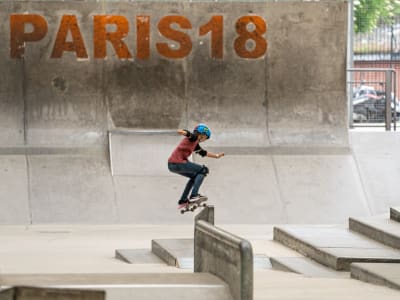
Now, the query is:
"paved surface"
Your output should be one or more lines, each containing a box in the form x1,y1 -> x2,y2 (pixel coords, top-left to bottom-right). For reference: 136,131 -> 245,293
1,225 -> 400,300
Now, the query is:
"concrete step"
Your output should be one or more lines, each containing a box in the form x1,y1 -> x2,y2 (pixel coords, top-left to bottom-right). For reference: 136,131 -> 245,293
0,273 -> 232,300
351,262 -> 400,291
151,239 -> 194,268
115,249 -> 165,264
349,216 -> 400,250
270,257 -> 348,278
391,207 -> 400,222
152,238 -> 270,270
273,225 -> 400,270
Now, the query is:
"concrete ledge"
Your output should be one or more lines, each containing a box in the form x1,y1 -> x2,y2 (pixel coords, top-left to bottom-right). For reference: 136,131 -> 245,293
0,286 -> 105,300
195,220 -> 253,300
273,226 -> 400,271
115,249 -> 165,264
194,206 -> 215,225
270,257 -> 348,278
151,239 -> 193,268
391,207 -> 400,222
351,263 -> 400,291
349,217 -> 400,250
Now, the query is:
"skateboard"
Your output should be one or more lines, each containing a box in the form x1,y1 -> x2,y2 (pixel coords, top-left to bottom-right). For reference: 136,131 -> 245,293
180,196 -> 208,214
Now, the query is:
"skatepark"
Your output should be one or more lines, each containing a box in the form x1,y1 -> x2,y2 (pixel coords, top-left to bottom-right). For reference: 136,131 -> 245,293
1,0 -> 400,299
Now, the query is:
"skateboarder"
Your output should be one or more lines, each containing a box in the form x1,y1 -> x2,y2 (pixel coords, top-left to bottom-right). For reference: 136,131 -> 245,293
168,124 -> 225,208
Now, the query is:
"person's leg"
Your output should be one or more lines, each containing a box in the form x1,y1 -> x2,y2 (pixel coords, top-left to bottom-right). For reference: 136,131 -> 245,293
190,165 -> 209,199
168,162 -> 203,203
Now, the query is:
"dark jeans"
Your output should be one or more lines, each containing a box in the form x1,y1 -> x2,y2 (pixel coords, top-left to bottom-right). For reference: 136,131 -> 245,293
168,162 -> 207,202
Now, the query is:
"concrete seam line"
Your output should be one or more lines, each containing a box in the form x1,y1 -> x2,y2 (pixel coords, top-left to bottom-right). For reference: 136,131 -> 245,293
350,148 -> 373,215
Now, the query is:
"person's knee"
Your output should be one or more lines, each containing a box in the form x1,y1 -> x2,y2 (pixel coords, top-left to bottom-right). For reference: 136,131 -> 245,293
200,165 -> 209,176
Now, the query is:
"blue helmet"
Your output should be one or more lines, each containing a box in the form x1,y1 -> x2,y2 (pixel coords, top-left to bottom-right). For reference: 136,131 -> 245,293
194,123 -> 211,139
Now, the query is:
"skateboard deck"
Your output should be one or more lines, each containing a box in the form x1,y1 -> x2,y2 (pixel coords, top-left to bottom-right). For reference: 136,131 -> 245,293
180,197 -> 208,214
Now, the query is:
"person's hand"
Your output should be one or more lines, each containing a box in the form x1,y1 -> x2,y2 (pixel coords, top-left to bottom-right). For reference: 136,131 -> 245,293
216,152 -> 225,159
177,129 -> 187,136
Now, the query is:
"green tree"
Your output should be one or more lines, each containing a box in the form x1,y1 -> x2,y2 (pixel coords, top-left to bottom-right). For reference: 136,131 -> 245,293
354,0 -> 400,33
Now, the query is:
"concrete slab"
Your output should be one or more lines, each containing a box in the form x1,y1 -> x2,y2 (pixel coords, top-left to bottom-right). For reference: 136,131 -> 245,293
349,132 -> 400,214
151,238 -> 270,271
349,216 -> 400,250
0,156 -> 30,224
2,224 -> 400,300
270,257 -> 348,278
151,239 -> 194,268
274,225 -> 400,270
115,249 -> 165,264
0,286 -> 105,300
351,263 -> 400,291
271,154 -> 370,224
113,176 -> 198,224
391,207 -> 400,222
28,154 -> 117,224
109,130 -> 179,176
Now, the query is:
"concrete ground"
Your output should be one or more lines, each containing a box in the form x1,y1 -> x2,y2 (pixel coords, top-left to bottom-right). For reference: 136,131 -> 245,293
1,224 -> 400,299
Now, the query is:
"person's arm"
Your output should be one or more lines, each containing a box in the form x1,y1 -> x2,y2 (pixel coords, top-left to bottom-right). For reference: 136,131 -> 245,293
177,129 -> 190,137
206,152 -> 225,159
194,144 -> 225,159
178,129 -> 198,142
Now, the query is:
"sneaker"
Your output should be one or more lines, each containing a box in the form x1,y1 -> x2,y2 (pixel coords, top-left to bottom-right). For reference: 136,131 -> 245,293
189,194 -> 207,203
178,199 -> 189,209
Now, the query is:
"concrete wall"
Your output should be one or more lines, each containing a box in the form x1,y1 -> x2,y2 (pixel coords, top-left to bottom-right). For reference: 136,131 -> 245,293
2,1 -> 393,225
0,0 -> 348,147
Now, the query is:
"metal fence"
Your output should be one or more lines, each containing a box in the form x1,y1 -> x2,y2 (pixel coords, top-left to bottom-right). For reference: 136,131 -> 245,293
348,68 -> 397,130
350,2 -> 400,130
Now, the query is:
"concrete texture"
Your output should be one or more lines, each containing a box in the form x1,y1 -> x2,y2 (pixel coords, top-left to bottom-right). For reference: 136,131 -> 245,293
351,263 -> 400,291
349,132 -> 400,214
0,286 -> 105,300
2,225 -> 400,300
3,132 -> 400,225
391,207 -> 400,222
0,1 -> 399,224
0,0 -> 398,227
270,257 -> 348,278
273,225 -> 400,270
349,215 -> 400,250
115,249 -> 164,264
194,220 -> 253,300
152,239 -> 194,267
0,0 -> 348,148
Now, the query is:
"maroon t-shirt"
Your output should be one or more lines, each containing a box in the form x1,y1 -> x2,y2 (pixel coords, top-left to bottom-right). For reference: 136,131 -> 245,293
168,131 -> 207,163
168,138 -> 199,163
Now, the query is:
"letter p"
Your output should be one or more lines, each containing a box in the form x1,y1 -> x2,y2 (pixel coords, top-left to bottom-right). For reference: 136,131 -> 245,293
10,14 -> 48,58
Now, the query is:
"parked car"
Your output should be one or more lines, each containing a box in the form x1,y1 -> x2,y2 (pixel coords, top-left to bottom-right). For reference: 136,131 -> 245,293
352,84 -> 400,122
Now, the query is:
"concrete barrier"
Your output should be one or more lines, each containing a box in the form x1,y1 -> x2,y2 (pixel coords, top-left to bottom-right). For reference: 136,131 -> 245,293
0,286 -> 104,300
194,220 -> 253,300
391,207 -> 400,222
194,205 -> 214,225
